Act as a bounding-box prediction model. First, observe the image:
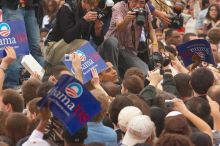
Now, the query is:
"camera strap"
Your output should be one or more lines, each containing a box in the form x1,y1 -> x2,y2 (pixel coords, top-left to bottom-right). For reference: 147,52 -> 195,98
131,20 -> 136,49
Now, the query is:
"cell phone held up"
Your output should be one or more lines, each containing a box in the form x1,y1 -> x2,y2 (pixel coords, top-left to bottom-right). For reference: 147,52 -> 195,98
165,100 -> 174,108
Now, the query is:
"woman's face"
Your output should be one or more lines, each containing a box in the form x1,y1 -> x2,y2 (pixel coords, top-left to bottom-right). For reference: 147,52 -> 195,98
48,1 -> 57,12
209,6 -> 218,19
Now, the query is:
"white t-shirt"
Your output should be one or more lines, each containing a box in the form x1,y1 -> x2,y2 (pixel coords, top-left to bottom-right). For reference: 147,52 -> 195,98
42,15 -> 50,28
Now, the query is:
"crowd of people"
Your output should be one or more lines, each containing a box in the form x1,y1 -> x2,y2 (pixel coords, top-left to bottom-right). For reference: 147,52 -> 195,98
0,0 -> 220,146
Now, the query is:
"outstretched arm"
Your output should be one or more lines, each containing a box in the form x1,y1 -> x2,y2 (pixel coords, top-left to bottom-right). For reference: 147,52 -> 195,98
0,46 -> 16,93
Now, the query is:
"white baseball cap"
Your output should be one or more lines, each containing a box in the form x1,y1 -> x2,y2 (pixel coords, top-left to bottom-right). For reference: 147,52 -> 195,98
122,115 -> 155,146
118,106 -> 143,132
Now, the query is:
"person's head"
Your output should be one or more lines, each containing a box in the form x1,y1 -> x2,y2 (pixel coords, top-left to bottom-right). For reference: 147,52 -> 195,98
182,33 -> 198,43
81,0 -> 100,12
127,0 -> 146,9
22,78 -> 41,105
190,132 -> 212,146
155,29 -> 164,41
49,65 -> 71,81
5,113 -> 29,145
26,97 -> 42,121
101,82 -> 121,97
165,29 -> 182,46
36,81 -> 54,97
162,111 -> 192,136
124,67 -> 145,82
122,115 -> 156,146
121,75 -> 144,94
0,89 -> 24,113
47,0 -> 59,13
126,93 -> 150,115
150,106 -> 166,137
164,45 -> 177,57
154,91 -> 176,111
63,125 -> 88,146
207,85 -> 220,105
99,62 -> 119,83
118,106 -> 143,132
108,94 -> 134,125
208,28 -> 220,44
185,97 -> 213,128
155,133 -> 194,146
174,73 -> 193,100
0,111 -> 9,135
90,89 -> 109,122
210,43 -> 220,63
206,4 -> 220,21
139,90 -> 166,108
190,67 -> 214,95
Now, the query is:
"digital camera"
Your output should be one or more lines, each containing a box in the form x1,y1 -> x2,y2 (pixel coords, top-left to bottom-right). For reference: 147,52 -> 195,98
165,100 -> 174,108
91,8 -> 107,20
167,2 -> 184,29
148,52 -> 171,72
168,12 -> 184,29
132,8 -> 147,26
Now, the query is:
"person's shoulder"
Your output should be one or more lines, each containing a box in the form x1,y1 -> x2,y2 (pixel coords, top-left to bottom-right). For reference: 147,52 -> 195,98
59,3 -> 75,13
102,125 -> 117,137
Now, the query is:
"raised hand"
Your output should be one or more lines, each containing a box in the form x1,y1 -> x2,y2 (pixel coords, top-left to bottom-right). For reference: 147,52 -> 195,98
83,11 -> 98,22
124,11 -> 136,22
1,46 -> 16,69
147,68 -> 163,86
91,67 -> 100,88
71,53 -> 83,83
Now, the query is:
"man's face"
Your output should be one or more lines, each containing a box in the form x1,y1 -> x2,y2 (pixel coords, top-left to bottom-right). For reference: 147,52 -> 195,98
156,31 -> 164,41
128,0 -> 146,9
168,30 -> 182,45
100,62 -> 119,83
81,0 -> 99,12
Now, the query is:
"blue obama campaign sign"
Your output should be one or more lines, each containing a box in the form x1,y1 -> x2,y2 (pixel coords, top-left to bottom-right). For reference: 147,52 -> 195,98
38,74 -> 101,135
0,20 -> 29,57
176,39 -> 215,66
64,43 -> 107,84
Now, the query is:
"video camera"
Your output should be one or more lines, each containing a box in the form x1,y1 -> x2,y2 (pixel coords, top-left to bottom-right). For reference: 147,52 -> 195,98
132,8 -> 147,26
167,2 -> 184,29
